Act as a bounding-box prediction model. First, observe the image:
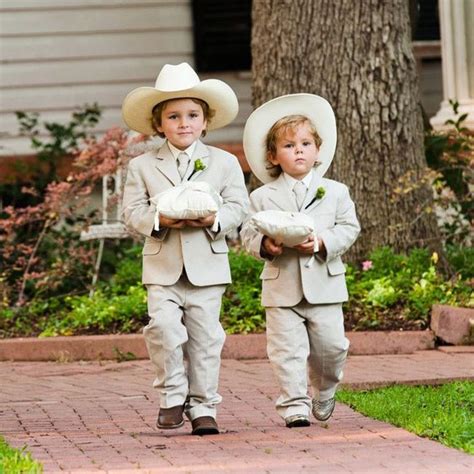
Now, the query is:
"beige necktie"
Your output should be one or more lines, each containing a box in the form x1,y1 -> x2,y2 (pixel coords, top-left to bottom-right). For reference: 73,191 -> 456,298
293,180 -> 307,210
177,152 -> 189,180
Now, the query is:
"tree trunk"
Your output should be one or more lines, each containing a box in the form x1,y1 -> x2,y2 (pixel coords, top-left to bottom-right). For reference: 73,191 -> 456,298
251,0 -> 441,261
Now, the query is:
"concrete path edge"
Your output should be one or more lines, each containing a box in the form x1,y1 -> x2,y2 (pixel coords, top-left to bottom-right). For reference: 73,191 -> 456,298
0,330 -> 435,361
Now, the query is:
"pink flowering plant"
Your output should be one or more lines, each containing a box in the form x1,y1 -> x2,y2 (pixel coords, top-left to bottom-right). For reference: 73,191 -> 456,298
361,260 -> 373,271
0,110 -> 144,313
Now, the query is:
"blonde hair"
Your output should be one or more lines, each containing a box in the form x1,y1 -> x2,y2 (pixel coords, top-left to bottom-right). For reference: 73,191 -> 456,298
265,115 -> 322,177
151,98 -> 215,138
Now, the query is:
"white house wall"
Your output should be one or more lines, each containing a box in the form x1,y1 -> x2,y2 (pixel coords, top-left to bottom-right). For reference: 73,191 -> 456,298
0,0 -> 252,157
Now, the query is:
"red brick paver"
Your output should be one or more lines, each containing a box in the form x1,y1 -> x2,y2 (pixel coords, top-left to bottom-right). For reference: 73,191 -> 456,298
1,351 -> 473,473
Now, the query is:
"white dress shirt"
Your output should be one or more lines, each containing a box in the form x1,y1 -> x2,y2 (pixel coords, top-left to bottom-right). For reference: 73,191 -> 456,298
167,140 -> 197,160
283,169 -> 319,258
283,169 -> 314,193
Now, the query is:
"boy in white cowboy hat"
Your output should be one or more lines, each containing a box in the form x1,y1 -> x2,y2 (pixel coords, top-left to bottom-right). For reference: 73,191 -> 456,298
121,62 -> 249,435
241,94 -> 360,428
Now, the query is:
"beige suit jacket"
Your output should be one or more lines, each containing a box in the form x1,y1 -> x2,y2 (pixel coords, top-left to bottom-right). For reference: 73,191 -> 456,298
240,173 -> 360,307
122,140 -> 249,286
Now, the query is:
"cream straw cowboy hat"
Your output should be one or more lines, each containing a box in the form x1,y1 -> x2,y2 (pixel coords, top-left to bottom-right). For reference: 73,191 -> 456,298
122,62 -> 239,135
243,93 -> 337,184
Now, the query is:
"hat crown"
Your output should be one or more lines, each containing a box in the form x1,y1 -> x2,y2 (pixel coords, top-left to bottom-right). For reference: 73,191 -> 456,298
154,62 -> 200,92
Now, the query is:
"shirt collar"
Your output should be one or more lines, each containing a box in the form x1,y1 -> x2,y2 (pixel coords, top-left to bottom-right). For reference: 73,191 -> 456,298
283,169 -> 314,190
167,140 -> 197,160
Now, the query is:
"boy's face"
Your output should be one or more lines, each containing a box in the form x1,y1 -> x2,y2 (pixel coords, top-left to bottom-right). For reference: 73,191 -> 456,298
269,123 -> 319,180
157,98 -> 207,150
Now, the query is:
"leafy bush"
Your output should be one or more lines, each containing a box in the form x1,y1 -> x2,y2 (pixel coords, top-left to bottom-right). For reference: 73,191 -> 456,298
39,285 -> 147,337
0,246 -> 472,337
446,244 -> 474,279
0,247 -> 266,337
221,249 -> 265,334
108,245 -> 142,294
393,102 -> 472,246
345,246 -> 473,331
424,100 -> 473,245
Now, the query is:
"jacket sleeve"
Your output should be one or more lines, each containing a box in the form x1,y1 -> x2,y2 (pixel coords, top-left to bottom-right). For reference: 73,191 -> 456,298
318,184 -> 360,262
206,155 -> 249,240
240,192 -> 269,261
121,161 -> 168,241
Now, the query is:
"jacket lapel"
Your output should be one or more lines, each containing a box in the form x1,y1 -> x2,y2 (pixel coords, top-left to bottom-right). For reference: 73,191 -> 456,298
267,174 -> 299,212
188,140 -> 210,181
303,174 -> 326,212
155,142 -> 180,185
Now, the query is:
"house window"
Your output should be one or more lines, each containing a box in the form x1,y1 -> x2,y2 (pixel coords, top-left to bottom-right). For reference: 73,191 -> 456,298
191,0 -> 251,72
413,0 -> 440,41
191,1 -> 439,72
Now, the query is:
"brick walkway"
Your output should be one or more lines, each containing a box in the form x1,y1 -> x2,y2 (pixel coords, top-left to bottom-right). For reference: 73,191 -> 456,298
1,350 -> 473,473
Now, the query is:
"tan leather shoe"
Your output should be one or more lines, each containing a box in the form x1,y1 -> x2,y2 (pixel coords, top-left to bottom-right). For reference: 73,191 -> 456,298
191,416 -> 219,435
156,405 -> 184,429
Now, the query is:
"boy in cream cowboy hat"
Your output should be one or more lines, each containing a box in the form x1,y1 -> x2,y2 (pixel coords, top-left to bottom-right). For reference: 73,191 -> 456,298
241,94 -> 360,428
122,63 -> 248,435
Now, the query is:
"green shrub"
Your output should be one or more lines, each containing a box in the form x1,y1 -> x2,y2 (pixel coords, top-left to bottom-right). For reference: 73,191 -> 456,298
345,246 -> 473,330
446,244 -> 474,279
39,285 -> 147,337
221,249 -> 265,334
1,245 -> 472,337
365,277 -> 399,308
108,245 -> 142,294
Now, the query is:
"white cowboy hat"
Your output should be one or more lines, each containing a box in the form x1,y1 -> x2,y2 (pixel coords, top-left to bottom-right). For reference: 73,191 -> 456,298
243,93 -> 337,184
122,62 -> 239,135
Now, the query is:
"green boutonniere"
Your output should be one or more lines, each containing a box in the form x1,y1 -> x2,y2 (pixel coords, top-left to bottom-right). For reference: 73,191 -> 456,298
304,186 -> 326,209
194,159 -> 206,172
315,186 -> 326,199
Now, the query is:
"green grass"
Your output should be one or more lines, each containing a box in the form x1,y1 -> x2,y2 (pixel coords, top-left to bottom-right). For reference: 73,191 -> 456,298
337,381 -> 474,454
0,436 -> 43,474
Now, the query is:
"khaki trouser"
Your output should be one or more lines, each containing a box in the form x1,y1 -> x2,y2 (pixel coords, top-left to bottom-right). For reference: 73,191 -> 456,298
266,301 -> 349,419
145,276 -> 226,421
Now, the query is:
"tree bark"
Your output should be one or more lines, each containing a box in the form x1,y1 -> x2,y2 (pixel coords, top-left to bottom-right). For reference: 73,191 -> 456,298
251,0 -> 441,261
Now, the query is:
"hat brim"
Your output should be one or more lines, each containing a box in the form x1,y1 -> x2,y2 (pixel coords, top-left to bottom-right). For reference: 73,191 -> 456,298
243,94 -> 337,184
122,79 -> 239,135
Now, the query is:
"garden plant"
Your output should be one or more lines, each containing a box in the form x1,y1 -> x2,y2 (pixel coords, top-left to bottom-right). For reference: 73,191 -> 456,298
0,107 -> 472,338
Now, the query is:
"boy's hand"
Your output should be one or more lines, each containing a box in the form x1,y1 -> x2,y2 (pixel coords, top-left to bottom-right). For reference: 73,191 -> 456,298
293,236 -> 327,258
262,236 -> 283,256
185,214 -> 216,228
293,234 -> 315,254
316,237 -> 327,259
159,215 -> 186,229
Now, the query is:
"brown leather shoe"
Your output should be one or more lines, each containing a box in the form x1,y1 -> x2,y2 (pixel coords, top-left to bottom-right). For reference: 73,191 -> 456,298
191,416 -> 219,435
157,405 -> 184,429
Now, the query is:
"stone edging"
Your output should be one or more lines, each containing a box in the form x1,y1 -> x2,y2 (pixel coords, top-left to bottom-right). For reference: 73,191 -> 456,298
0,330 -> 435,362
431,304 -> 474,345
